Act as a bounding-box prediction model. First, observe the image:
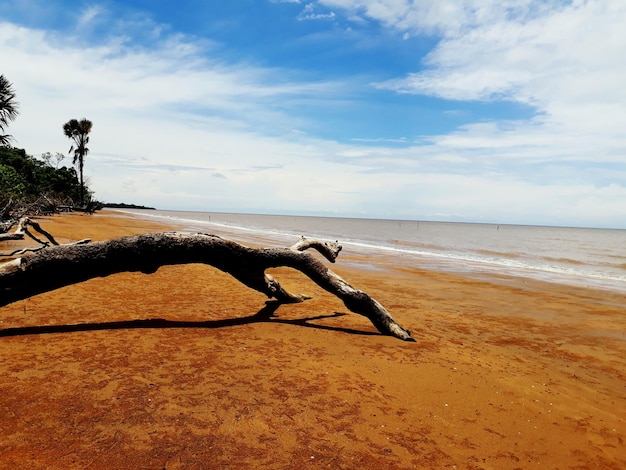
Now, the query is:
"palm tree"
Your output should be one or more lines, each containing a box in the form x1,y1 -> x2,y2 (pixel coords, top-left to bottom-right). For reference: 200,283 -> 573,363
0,75 -> 19,147
63,118 -> 93,205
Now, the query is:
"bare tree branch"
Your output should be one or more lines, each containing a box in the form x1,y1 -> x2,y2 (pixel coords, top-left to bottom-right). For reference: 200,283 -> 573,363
0,232 -> 415,341
0,217 -> 60,245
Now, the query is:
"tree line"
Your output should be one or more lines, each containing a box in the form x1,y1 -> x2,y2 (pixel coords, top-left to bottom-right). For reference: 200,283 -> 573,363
1,74 -> 95,222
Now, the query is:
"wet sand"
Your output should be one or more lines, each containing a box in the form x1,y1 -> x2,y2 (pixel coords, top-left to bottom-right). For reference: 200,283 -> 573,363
0,211 -> 624,469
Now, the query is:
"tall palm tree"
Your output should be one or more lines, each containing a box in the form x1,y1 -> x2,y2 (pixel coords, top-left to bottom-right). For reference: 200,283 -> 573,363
0,75 -> 19,147
63,118 -> 93,205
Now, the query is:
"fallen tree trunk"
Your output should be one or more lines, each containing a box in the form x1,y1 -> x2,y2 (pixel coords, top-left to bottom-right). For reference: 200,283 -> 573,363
0,232 -> 415,341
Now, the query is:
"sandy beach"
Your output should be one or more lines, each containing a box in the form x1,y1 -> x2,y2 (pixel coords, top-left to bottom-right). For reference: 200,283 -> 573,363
0,211 -> 624,469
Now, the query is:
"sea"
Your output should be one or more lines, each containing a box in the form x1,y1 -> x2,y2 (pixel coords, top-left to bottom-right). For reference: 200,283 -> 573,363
113,209 -> 626,294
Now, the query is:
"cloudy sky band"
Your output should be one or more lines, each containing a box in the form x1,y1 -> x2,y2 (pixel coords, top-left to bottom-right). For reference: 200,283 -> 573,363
1,0 -> 624,228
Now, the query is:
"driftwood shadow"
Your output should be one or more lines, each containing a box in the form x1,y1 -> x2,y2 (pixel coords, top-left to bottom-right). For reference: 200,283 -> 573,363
0,301 -> 380,338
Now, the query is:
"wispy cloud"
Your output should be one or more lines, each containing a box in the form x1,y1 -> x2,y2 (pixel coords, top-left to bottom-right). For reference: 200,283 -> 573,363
1,17 -> 344,137
351,137 -> 408,144
298,3 -> 336,21
76,5 -> 103,29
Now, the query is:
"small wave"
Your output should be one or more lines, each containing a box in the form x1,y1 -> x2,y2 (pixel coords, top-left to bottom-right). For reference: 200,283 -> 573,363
344,240 -> 626,289
112,209 -> 266,235
541,256 -> 585,266
477,249 -> 522,259
540,256 -> 626,271
389,239 -> 446,251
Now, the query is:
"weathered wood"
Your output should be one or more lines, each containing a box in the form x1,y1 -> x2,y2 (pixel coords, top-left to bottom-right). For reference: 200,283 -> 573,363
290,237 -> 341,262
0,217 -> 60,246
0,216 -> 29,241
0,232 -> 415,341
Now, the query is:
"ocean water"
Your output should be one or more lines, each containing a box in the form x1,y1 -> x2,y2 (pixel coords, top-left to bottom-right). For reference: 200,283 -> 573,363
115,209 -> 626,294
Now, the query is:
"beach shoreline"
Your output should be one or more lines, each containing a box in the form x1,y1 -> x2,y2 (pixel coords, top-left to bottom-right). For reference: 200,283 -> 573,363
0,211 -> 624,469
109,208 -> 626,295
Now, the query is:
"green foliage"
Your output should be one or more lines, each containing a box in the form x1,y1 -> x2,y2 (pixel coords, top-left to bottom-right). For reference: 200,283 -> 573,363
0,146 -> 85,205
0,163 -> 26,197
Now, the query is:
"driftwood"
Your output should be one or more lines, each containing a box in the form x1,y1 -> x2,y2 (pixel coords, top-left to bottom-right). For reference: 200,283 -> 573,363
0,231 -> 415,341
0,217 -> 60,246
0,217 -> 91,256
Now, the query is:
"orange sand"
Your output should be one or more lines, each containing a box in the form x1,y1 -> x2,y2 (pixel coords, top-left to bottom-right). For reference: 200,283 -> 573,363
0,211 -> 624,469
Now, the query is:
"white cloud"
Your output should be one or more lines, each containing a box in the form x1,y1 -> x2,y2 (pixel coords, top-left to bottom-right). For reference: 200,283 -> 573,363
319,1 -> 626,127
0,19 -> 340,147
297,3 -> 336,21
319,0 -> 562,35
76,5 -> 103,29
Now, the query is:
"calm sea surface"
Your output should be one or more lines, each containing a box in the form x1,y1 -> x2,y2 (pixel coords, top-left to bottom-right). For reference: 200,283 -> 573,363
115,209 -> 626,294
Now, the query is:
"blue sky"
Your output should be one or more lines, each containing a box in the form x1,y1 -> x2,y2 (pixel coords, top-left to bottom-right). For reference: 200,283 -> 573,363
1,0 -> 625,228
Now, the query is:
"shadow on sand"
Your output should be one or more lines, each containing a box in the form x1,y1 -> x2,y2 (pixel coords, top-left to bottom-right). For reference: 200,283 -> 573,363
0,301 -> 380,338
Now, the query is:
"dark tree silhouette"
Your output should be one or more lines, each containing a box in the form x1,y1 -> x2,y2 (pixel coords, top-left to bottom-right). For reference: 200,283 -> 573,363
0,75 -> 19,147
63,118 -> 93,205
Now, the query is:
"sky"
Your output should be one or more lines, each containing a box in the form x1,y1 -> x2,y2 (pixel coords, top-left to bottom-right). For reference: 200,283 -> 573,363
1,0 -> 625,228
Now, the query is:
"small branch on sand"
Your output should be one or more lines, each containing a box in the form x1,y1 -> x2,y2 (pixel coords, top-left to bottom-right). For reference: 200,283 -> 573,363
0,230 -> 415,341
0,217 -> 60,246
